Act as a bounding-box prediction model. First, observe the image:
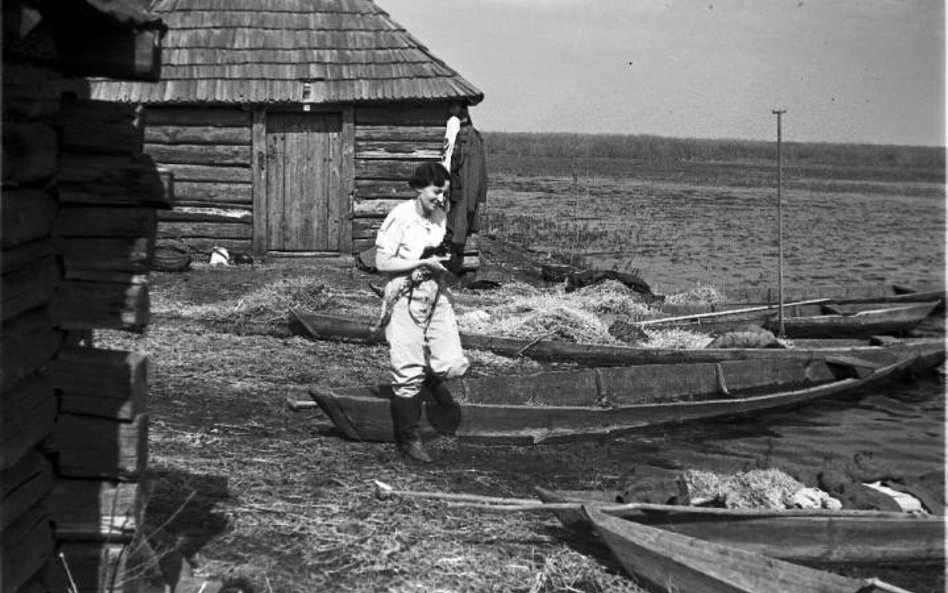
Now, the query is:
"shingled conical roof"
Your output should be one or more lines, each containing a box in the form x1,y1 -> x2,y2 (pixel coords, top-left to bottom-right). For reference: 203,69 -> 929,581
88,0 -> 483,104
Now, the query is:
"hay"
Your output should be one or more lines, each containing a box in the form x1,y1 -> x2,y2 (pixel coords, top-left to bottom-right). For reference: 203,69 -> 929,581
684,468 -> 806,509
642,328 -> 714,349
665,283 -> 727,305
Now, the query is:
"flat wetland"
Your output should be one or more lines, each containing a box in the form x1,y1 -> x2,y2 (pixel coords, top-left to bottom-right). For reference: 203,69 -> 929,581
101,146 -> 945,593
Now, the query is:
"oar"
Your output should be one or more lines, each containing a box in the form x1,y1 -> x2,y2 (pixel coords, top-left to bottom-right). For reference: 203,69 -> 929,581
633,298 -> 831,327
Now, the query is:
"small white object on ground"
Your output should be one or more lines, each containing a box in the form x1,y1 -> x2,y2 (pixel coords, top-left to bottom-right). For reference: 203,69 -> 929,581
210,246 -> 230,266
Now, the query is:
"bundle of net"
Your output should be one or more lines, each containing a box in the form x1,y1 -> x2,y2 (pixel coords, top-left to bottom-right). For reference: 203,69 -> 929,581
683,468 -> 806,510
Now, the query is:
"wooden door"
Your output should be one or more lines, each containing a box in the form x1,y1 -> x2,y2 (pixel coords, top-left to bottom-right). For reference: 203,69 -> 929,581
265,112 -> 344,251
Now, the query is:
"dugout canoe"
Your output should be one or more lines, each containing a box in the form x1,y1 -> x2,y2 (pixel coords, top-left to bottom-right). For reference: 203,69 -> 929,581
582,505 -> 915,593
668,282 -> 946,310
289,309 -> 945,372
535,487 -> 944,565
640,301 -> 940,339
299,354 -> 915,445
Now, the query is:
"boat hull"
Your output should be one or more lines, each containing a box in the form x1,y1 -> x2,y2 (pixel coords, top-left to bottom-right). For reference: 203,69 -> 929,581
536,488 -> 945,565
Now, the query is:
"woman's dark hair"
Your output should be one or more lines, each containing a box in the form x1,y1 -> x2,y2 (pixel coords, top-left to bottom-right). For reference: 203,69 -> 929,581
408,161 -> 449,189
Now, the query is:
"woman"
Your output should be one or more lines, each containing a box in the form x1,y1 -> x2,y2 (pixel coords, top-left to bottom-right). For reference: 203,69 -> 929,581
374,162 -> 470,463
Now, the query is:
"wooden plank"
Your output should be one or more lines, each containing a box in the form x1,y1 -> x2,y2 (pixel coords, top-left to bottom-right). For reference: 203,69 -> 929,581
0,504 -> 54,593
355,103 -> 450,126
60,99 -> 144,156
157,237 -> 252,254
1,310 -> 60,393
53,207 -> 157,238
252,108 -> 268,254
352,216 -> 383,240
355,140 -> 441,160
355,179 -> 415,200
145,143 -> 251,166
53,236 -> 155,273
145,125 -> 251,146
48,347 -> 147,420
48,281 -> 149,332
159,221 -> 253,240
158,206 -> 252,224
284,114 -> 310,250
266,113 -> 286,250
356,158 -> 431,180
53,413 -> 148,480
159,163 -> 252,183
1,121 -> 58,185
1,189 -> 57,249
598,364 -> 718,404
0,379 -> 56,472
355,125 -> 445,142
1,254 -> 59,322
337,105 -> 354,252
1,451 -> 54,530
49,479 -> 141,539
59,154 -> 174,208
172,181 -> 252,204
145,107 -> 251,128
1,239 -> 54,274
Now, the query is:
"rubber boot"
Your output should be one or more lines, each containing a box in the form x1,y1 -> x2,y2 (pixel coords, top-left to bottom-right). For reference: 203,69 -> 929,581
424,375 -> 459,410
391,395 -> 432,463
423,375 -> 461,433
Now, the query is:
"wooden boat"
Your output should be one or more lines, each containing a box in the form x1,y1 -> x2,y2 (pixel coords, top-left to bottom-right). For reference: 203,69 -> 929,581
535,487 -> 944,565
583,505 -> 915,593
298,354 -> 915,445
290,309 -> 946,372
640,301 -> 940,339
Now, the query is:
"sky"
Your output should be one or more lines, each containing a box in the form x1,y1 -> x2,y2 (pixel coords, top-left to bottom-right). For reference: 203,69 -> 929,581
381,0 -> 945,147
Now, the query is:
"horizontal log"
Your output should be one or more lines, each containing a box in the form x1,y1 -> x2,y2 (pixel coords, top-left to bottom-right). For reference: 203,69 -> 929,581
352,197 -> 405,217
355,179 -> 415,200
50,479 -> 141,539
2,63 -> 61,122
2,190 -> 57,249
1,309 -> 60,393
0,380 -> 56,472
158,163 -> 252,183
173,181 -> 253,204
355,140 -> 440,160
48,347 -> 147,420
60,99 -> 144,155
157,237 -> 252,255
1,451 -> 53,528
355,125 -> 444,142
53,236 -> 155,273
145,143 -> 251,166
49,281 -> 149,332
53,413 -> 148,480
54,206 -> 157,238
59,154 -> 173,208
158,206 -> 252,224
356,158 -> 433,180
159,221 -> 253,240
355,104 -> 450,127
0,504 -> 54,593
1,254 -> 59,322
145,107 -> 251,128
2,239 -> 54,274
145,125 -> 251,146
2,122 -> 58,186
352,216 -> 383,239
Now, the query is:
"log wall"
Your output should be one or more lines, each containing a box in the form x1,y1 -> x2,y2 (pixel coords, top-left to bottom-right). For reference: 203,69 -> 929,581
2,62 -> 164,593
142,102 -> 480,268
145,106 -> 255,255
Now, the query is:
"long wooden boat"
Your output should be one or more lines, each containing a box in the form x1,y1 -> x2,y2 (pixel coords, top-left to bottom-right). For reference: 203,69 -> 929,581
583,505 -> 915,593
677,282 -> 946,309
535,487 -> 944,565
301,354 -> 915,445
290,309 -> 946,372
640,301 -> 940,339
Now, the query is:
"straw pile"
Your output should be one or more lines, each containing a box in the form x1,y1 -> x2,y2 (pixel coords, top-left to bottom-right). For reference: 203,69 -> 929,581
683,468 -> 806,510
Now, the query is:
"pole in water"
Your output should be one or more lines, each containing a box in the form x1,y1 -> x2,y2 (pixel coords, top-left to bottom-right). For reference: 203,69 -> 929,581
772,109 -> 787,337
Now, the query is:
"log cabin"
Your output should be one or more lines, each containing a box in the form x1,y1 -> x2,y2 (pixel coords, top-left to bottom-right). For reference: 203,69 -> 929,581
2,0 -> 167,591
86,0 -> 485,267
